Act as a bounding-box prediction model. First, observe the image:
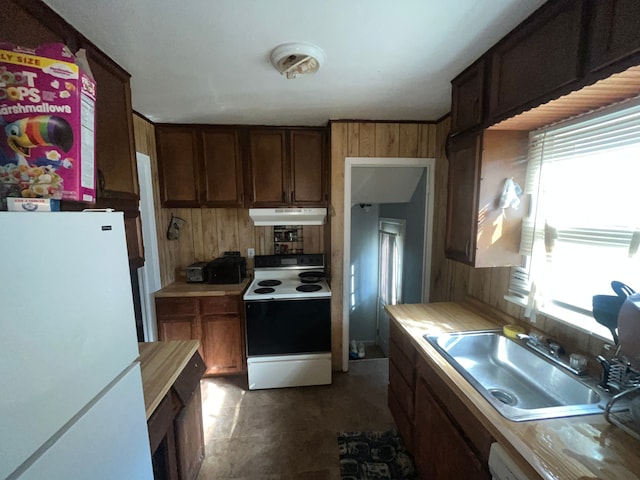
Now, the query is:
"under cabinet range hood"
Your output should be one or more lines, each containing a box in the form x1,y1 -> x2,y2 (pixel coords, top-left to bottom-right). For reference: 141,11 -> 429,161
249,208 -> 327,226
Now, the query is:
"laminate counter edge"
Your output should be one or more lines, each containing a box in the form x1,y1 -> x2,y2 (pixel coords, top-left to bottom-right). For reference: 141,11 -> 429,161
138,340 -> 200,419
155,278 -> 250,297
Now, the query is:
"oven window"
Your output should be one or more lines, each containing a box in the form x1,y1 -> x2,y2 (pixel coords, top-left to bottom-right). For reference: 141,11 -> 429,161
245,298 -> 331,356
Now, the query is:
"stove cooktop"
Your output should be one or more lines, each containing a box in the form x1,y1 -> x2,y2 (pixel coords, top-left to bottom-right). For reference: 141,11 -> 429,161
244,253 -> 331,301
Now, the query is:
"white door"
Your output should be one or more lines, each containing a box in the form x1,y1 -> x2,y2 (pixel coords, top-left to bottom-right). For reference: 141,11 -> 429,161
377,218 -> 405,356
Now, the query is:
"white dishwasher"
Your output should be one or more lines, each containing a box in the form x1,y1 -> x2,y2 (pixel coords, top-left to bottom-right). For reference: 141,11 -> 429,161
488,443 -> 532,480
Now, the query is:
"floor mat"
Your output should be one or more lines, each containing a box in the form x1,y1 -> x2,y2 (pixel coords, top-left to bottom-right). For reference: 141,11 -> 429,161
337,431 -> 417,480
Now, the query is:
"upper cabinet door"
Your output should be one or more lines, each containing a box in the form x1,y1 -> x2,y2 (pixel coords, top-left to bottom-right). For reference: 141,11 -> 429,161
445,131 -> 481,265
201,128 -> 244,207
156,126 -> 201,207
247,130 -> 287,207
487,0 -> 586,124
450,59 -> 485,135
84,46 -> 139,200
289,130 -> 326,206
586,0 -> 640,74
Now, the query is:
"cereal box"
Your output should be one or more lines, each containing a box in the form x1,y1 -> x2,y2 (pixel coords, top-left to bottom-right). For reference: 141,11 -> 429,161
0,42 -> 96,204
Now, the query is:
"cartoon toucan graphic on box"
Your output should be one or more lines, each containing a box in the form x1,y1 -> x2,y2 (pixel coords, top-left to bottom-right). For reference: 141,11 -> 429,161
3,115 -> 74,167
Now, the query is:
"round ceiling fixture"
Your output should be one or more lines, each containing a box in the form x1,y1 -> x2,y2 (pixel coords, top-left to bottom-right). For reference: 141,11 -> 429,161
270,42 -> 325,79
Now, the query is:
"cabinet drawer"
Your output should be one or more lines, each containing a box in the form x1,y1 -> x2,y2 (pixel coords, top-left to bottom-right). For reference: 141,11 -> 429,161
388,387 -> 414,452
389,339 -> 415,388
389,321 -> 416,361
173,351 -> 206,406
156,297 -> 198,316
200,296 -> 240,314
389,361 -> 414,420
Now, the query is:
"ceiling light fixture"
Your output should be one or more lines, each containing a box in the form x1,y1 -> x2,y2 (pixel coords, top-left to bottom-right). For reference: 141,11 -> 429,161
270,42 -> 325,79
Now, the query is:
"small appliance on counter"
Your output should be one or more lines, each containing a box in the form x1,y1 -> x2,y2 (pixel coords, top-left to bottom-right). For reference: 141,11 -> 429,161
186,252 -> 246,284
186,261 -> 208,283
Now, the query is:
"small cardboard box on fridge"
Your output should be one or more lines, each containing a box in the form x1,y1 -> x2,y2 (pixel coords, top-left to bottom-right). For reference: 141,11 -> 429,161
0,42 -> 96,203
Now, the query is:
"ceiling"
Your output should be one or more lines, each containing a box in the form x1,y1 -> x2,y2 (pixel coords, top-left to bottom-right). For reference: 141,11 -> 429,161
42,0 -> 547,126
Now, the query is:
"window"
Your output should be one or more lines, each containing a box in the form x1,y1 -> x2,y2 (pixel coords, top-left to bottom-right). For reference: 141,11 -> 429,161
508,98 -> 640,340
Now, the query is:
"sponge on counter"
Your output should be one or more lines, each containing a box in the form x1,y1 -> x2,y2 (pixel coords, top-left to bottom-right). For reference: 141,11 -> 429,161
503,324 -> 525,339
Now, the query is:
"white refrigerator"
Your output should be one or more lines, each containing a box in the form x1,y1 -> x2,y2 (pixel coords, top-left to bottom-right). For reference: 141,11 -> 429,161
0,211 -> 153,480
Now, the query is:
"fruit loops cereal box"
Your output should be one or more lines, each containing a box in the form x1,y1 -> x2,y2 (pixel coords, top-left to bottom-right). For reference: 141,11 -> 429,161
0,42 -> 96,205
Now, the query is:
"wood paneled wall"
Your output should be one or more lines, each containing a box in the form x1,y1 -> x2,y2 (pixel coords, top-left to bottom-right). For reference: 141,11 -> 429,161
132,114 -> 325,286
330,121 -> 438,370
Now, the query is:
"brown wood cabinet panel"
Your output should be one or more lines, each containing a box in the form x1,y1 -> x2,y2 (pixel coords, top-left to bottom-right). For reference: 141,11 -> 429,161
200,314 -> 243,375
200,295 -> 240,315
201,128 -> 244,207
84,46 -> 138,200
174,386 -> 204,480
156,126 -> 201,207
157,316 -> 199,344
247,130 -> 287,206
389,340 -> 415,388
417,357 -> 494,463
156,298 -> 199,316
414,374 -> 490,479
389,361 -> 414,420
290,130 -> 326,205
1,1 -> 74,49
388,387 -> 414,452
451,59 -> 485,134
586,0 -> 640,74
445,131 -> 481,265
488,0 -> 586,123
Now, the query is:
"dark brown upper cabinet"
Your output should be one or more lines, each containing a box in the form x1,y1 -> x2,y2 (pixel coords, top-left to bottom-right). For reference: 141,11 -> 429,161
156,126 -> 201,208
487,0 -> 586,125
585,0 -> 640,75
246,128 -> 327,208
83,45 -> 139,200
450,59 -> 485,135
246,130 -> 288,207
201,128 -> 244,207
445,130 -> 528,267
289,129 -> 326,206
445,131 -> 481,265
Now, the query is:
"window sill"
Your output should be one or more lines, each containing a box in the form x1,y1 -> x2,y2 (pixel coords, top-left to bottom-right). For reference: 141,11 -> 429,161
504,294 -> 615,345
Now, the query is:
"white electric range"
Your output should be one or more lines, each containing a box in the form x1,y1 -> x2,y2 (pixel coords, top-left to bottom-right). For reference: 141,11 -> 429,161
243,254 -> 332,390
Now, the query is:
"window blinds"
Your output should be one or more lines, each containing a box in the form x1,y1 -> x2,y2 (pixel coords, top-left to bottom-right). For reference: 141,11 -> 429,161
509,97 -> 640,300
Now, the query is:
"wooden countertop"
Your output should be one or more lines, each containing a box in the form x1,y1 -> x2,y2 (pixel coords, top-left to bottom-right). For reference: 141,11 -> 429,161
386,301 -> 640,480
154,278 -> 250,298
138,340 -> 200,419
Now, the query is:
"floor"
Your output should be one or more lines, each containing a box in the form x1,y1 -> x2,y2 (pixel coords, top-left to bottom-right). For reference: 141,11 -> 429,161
197,358 -> 395,480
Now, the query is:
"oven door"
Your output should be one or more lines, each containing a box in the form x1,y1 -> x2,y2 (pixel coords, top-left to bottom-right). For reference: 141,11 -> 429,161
245,298 -> 331,356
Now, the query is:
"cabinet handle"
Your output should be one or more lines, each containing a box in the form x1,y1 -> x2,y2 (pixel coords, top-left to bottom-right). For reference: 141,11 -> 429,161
282,191 -> 286,203
465,240 -> 470,258
290,190 -> 294,204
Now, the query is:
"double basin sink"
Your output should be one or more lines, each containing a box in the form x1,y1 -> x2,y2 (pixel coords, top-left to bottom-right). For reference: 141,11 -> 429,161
424,330 -> 608,421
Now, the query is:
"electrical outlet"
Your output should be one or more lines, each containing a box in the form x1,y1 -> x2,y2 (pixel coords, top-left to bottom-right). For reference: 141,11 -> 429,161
248,248 -> 255,258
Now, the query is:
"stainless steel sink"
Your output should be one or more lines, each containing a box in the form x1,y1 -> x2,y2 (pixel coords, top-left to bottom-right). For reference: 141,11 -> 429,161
424,330 -> 607,421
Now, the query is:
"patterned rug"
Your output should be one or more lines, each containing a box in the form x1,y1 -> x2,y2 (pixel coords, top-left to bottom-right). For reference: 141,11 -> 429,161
337,431 -> 417,480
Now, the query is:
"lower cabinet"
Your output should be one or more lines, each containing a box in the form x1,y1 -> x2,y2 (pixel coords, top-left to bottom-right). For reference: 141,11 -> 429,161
388,320 -> 494,480
156,295 -> 245,376
148,351 -> 206,480
388,322 -> 417,451
413,355 -> 493,479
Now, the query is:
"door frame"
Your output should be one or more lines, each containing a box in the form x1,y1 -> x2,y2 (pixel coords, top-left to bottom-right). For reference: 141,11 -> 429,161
342,157 -> 435,370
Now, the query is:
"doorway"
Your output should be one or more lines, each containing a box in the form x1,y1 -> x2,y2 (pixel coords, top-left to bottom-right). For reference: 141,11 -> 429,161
343,157 -> 435,369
